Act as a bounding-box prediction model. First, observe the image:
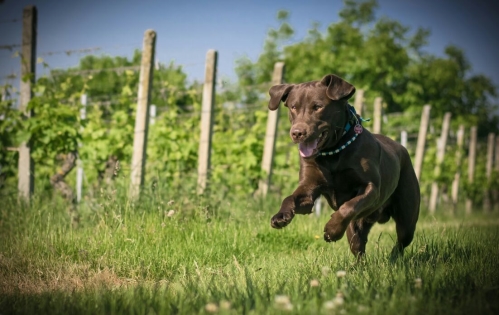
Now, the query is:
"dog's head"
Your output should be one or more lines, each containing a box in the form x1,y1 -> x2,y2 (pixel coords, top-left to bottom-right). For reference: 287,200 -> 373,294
268,74 -> 356,158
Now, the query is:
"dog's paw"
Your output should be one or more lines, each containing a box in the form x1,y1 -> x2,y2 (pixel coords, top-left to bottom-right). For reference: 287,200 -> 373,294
323,213 -> 348,242
271,211 -> 294,229
323,228 -> 345,242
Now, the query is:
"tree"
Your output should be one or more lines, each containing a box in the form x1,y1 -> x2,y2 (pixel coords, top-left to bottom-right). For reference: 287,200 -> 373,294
234,0 -> 499,201
234,10 -> 294,105
235,0 -> 498,136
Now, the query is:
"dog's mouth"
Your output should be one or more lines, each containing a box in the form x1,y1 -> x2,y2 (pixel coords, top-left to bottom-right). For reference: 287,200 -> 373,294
298,130 -> 328,158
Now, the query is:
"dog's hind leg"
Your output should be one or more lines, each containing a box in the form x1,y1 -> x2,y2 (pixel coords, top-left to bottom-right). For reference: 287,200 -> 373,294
346,219 -> 375,257
389,162 -> 420,259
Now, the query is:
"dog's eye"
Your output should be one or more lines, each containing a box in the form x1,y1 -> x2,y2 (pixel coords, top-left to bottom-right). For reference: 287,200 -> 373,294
291,105 -> 297,110
313,104 -> 323,111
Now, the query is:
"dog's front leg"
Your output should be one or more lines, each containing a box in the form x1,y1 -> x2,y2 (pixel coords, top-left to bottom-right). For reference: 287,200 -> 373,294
271,185 -> 320,229
324,182 -> 379,242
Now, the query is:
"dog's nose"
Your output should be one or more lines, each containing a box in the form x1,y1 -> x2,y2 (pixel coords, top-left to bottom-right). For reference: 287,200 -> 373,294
291,128 -> 307,141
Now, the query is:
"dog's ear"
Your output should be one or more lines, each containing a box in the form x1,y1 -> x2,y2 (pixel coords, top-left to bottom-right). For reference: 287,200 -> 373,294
268,84 -> 294,111
321,74 -> 356,101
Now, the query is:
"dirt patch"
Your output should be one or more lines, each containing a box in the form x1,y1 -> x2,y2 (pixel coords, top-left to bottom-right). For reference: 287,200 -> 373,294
0,254 -> 131,295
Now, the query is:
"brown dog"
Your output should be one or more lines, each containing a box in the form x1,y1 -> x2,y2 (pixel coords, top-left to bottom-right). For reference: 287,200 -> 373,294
268,74 -> 420,258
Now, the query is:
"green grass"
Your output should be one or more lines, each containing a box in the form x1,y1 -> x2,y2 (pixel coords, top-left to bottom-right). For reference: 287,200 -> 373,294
1,188 -> 499,315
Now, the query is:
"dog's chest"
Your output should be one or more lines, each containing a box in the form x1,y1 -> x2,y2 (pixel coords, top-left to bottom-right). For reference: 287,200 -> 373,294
317,163 -> 360,210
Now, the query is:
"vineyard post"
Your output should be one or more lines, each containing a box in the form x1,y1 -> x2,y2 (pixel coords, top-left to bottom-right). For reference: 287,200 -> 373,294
257,62 -> 285,197
353,89 -> 364,116
197,49 -> 218,194
1,86 -> 6,102
0,88 -> 5,177
76,94 -> 87,203
465,126 -> 477,214
496,136 -> 499,170
483,133 -> 495,212
451,125 -> 465,212
314,197 -> 322,217
149,104 -> 156,125
372,97 -> 382,134
414,105 -> 431,182
429,112 -> 451,213
129,29 -> 156,200
494,135 -> 499,211
17,5 -> 37,200
400,130 -> 407,148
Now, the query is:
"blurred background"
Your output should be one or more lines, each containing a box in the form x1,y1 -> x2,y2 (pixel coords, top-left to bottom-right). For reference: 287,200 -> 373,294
1,0 -> 498,214
1,0 -> 498,86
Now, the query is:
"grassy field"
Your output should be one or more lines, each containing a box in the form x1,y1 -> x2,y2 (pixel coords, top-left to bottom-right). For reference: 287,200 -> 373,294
1,187 -> 499,315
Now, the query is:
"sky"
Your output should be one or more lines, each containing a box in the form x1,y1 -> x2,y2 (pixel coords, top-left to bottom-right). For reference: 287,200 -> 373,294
1,0 -> 499,90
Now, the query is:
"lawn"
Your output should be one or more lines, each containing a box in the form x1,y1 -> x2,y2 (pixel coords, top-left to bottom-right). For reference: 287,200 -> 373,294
1,189 -> 498,314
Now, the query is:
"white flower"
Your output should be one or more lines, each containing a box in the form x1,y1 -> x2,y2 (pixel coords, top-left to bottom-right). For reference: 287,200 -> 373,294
333,295 -> 345,306
219,300 -> 231,310
336,270 -> 347,278
205,302 -> 218,313
321,266 -> 331,276
323,300 -> 336,310
167,210 -> 175,217
324,293 -> 345,310
414,278 -> 422,289
310,279 -> 320,287
275,295 -> 290,304
274,295 -> 293,311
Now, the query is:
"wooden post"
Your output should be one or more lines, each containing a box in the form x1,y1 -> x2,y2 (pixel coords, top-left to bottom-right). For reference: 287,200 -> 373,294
76,94 -> 87,203
494,135 -> 499,172
495,135 -> 499,173
314,197 -> 322,217
484,133 -> 495,212
0,88 -> 5,178
451,125 -> 465,210
372,97 -> 382,134
257,62 -> 285,196
486,133 -> 495,179
414,105 -> 431,182
494,135 -> 499,211
429,112 -> 451,213
129,29 -> 156,200
400,130 -> 407,148
149,104 -> 156,125
353,89 -> 364,116
465,126 -> 477,214
18,6 -> 37,200
1,86 -> 7,102
197,49 -> 218,194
